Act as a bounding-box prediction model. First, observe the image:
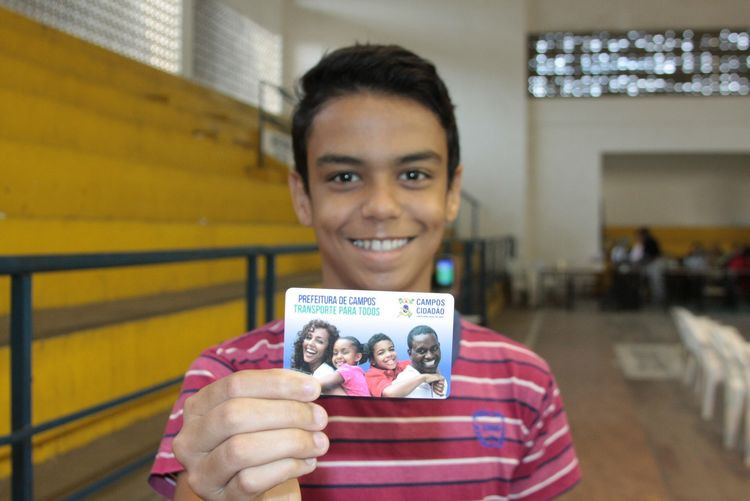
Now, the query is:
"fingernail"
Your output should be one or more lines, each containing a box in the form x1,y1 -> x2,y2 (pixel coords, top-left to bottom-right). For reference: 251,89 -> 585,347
305,457 -> 317,466
313,406 -> 327,427
313,432 -> 327,449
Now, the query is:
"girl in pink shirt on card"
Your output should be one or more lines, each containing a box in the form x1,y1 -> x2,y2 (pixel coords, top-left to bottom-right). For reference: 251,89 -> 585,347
317,336 -> 371,397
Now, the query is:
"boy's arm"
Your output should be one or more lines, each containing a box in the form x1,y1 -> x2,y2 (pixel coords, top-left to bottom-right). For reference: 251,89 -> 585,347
382,372 -> 444,397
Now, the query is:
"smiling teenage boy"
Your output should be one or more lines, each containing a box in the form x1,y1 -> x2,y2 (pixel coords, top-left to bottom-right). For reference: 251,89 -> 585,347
149,44 -> 580,500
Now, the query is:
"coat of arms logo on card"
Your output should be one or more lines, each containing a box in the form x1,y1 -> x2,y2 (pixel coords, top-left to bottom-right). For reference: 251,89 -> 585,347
397,297 -> 415,317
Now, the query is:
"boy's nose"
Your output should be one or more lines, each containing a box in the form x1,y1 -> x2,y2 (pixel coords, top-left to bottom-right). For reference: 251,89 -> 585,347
361,181 -> 402,220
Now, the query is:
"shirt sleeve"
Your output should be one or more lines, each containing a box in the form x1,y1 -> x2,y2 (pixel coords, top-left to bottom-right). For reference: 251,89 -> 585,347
365,370 -> 391,397
147,351 -> 235,498
336,363 -> 355,383
509,373 -> 581,499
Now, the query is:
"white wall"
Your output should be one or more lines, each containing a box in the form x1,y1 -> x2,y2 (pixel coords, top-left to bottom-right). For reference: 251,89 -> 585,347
526,0 -> 750,264
283,0 -> 529,242
603,154 -> 750,227
529,98 -> 750,263
528,0 -> 750,32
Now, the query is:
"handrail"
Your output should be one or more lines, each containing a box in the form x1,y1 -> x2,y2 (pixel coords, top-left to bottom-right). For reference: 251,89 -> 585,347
1,237 -> 513,500
0,244 -> 317,274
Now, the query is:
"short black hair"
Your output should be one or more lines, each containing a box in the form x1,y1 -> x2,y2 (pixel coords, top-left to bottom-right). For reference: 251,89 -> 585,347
406,325 -> 438,349
292,44 -> 460,190
366,332 -> 393,364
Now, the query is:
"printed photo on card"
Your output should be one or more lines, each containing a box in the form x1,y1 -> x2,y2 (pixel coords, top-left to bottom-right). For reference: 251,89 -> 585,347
284,287 -> 454,399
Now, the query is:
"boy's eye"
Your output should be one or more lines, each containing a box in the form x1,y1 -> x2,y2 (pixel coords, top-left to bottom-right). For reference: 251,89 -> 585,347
399,170 -> 429,182
329,172 -> 361,183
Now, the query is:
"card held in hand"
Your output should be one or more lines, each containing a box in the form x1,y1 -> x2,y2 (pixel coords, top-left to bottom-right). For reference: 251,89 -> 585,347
284,287 -> 454,399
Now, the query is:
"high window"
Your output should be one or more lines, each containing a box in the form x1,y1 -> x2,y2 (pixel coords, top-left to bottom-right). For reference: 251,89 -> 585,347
1,0 -> 181,73
192,0 -> 283,113
529,29 -> 750,98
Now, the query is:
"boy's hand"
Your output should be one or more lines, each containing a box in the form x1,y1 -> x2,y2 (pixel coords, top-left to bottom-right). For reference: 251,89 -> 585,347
172,369 -> 329,500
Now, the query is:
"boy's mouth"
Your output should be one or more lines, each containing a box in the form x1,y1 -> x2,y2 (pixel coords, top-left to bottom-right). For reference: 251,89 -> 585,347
350,238 -> 411,252
423,360 -> 436,368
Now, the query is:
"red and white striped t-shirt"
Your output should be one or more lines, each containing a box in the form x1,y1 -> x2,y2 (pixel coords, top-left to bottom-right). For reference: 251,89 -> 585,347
149,318 -> 580,500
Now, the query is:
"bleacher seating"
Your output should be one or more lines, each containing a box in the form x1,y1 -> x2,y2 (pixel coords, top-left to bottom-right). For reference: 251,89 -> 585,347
0,6 -> 317,478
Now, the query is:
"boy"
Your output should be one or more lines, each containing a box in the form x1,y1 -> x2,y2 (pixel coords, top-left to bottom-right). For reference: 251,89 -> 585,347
149,44 -> 580,500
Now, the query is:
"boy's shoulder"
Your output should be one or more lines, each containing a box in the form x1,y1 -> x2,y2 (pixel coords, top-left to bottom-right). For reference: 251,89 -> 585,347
203,320 -> 286,371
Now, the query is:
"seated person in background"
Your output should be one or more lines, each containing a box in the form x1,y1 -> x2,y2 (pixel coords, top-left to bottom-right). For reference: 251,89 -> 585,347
316,336 -> 371,397
683,242 -> 708,272
364,333 -> 442,397
149,43 -> 580,500
609,238 -> 630,268
727,244 -> 750,305
394,325 -> 446,398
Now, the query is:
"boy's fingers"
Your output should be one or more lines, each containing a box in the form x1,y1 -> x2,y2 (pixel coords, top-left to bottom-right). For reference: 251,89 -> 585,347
211,428 -> 328,480
184,369 -> 321,418
186,429 -> 328,496
182,399 -> 327,453
225,459 -> 316,500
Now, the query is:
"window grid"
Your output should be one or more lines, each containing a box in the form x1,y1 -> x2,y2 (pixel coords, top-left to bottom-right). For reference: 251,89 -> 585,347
1,0 -> 181,73
528,28 -> 750,98
192,0 -> 283,113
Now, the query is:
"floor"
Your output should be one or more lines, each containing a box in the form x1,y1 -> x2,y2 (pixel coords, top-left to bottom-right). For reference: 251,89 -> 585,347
3,303 -> 749,500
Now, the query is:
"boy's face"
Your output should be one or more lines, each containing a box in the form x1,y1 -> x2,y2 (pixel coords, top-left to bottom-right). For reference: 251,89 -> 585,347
289,93 -> 462,292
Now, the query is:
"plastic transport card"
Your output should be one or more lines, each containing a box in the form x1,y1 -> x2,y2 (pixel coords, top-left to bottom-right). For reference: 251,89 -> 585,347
284,287 -> 454,399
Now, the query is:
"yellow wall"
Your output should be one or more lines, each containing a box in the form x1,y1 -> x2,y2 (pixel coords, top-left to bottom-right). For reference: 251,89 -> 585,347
0,7 -> 317,477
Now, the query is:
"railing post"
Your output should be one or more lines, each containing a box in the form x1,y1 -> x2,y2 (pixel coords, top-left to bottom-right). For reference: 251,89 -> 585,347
462,241 -> 474,314
479,240 -> 487,325
246,255 -> 258,331
264,253 -> 276,323
11,273 -> 33,501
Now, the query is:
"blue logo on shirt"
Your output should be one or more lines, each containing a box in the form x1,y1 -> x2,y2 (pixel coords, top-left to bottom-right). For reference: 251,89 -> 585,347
472,410 -> 506,449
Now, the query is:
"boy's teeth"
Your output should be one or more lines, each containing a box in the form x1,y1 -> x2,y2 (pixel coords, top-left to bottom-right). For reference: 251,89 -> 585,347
352,238 -> 408,251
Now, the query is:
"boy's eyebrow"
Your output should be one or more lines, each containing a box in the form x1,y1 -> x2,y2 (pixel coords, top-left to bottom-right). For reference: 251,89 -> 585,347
315,153 -> 365,167
397,150 -> 443,165
315,150 -> 442,167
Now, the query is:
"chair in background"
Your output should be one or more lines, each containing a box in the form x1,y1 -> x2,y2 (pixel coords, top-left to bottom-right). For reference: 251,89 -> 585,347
684,315 -> 724,420
671,307 -> 700,386
706,323 -> 747,449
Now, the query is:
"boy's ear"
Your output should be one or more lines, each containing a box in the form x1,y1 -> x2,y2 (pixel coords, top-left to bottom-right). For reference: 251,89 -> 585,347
288,170 -> 313,226
445,164 -> 463,222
